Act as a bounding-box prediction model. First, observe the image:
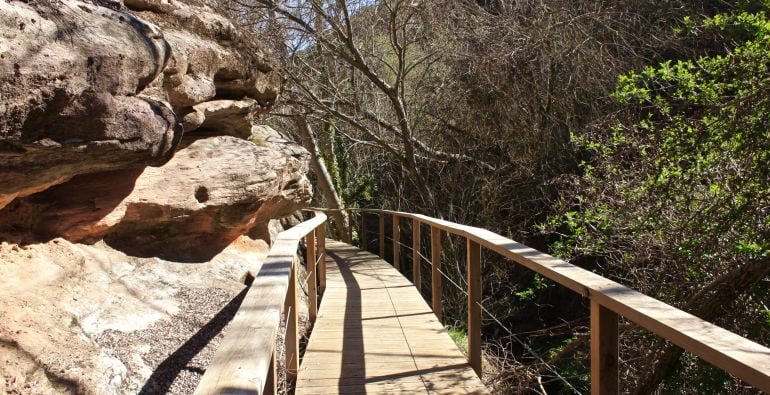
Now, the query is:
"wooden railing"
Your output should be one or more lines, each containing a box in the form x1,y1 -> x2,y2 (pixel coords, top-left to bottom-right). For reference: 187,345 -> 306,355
195,212 -> 327,395
320,208 -> 770,394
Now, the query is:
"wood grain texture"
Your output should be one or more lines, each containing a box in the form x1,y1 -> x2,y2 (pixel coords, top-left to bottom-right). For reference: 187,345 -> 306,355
307,230 -> 317,321
265,353 -> 276,395
296,240 -> 488,394
361,212 -> 368,252
393,214 -> 400,270
379,212 -> 385,259
347,211 -> 354,245
318,226 -> 327,295
285,264 -> 299,378
412,218 -> 421,295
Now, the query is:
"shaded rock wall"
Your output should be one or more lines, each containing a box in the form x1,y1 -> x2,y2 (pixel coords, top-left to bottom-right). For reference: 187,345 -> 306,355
2,135 -> 310,261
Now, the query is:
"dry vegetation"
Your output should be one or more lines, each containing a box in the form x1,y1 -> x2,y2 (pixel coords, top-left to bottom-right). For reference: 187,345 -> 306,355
218,1 -> 768,393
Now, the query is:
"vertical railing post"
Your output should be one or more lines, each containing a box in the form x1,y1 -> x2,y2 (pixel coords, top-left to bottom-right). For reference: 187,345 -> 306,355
591,301 -> 619,395
412,218 -> 421,293
467,238 -> 482,376
361,212 -> 367,250
285,263 -> 299,378
265,351 -> 277,394
318,224 -> 326,295
379,212 -> 385,259
307,230 -> 317,321
431,225 -> 443,322
347,210 -> 353,246
392,214 -> 400,270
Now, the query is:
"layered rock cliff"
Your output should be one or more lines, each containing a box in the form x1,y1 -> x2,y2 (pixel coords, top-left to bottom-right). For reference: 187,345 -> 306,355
0,1 -> 310,393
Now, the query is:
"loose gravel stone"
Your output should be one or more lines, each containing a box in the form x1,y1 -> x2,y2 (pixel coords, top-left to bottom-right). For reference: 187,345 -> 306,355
96,287 -> 244,394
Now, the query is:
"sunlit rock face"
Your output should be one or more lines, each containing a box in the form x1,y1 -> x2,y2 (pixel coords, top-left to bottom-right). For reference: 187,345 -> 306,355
0,1 -> 180,209
0,1 -> 309,393
0,0 -> 285,210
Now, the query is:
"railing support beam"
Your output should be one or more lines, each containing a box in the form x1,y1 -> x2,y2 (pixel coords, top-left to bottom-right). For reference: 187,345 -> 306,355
591,301 -> 618,395
194,213 -> 327,395
379,212 -> 385,259
361,212 -> 367,251
265,352 -> 276,395
412,218 -> 421,293
285,264 -> 299,379
307,231 -> 317,321
318,225 -> 326,295
347,210 -> 353,245
467,238 -> 482,376
431,226 -> 443,322
393,214 -> 400,270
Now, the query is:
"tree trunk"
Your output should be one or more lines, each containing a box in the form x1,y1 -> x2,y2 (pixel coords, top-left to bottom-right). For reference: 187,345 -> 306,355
295,116 -> 349,243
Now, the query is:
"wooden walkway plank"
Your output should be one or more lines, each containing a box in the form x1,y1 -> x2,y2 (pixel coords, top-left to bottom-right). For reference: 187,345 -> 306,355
296,240 -> 489,395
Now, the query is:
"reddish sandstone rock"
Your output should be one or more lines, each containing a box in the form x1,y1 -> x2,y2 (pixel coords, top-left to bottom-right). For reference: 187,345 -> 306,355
2,136 -> 310,261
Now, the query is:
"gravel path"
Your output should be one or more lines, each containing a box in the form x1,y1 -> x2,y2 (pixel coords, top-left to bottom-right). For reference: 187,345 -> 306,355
96,287 -> 246,394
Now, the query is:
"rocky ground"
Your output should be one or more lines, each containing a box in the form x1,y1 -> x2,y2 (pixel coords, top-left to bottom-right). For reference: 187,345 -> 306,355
0,236 -> 268,394
0,0 -> 312,392
97,287 -> 240,394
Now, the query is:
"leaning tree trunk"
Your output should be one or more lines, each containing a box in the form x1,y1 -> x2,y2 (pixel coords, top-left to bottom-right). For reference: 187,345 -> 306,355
295,116 -> 349,242
632,257 -> 770,394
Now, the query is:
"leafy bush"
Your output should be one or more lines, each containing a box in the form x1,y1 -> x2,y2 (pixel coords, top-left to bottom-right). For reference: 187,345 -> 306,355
546,3 -> 770,392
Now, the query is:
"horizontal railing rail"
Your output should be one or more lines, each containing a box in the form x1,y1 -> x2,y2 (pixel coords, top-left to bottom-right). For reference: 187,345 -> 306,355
315,207 -> 770,394
195,212 -> 327,395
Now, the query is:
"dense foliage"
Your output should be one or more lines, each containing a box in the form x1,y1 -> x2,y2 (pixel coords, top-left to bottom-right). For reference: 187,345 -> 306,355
546,4 -> 770,392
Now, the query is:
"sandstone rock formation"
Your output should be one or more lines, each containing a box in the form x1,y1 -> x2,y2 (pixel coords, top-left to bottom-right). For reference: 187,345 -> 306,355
183,99 -> 258,138
0,1 -> 181,209
0,0 -> 284,210
0,0 -> 304,252
1,135 -> 310,261
0,0 -> 312,393
0,236 -> 270,394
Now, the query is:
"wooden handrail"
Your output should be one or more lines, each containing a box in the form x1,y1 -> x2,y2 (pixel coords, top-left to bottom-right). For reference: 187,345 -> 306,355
316,207 -> 770,393
195,212 -> 327,395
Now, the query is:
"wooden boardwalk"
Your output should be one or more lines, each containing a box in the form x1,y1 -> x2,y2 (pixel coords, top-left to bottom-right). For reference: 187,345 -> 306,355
296,241 -> 489,394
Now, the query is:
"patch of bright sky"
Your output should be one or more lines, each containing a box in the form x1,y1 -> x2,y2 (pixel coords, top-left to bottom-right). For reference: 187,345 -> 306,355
281,0 -> 379,54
